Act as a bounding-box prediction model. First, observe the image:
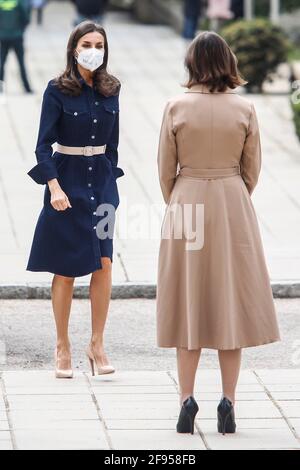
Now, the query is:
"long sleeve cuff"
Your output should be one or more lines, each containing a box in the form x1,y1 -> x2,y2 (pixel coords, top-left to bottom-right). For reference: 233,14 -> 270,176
27,158 -> 59,185
111,166 -> 125,179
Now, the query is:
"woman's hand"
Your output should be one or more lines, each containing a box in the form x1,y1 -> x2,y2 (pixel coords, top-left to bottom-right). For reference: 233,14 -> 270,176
48,178 -> 72,211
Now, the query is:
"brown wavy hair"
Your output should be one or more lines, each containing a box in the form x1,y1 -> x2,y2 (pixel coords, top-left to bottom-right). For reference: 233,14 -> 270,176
184,31 -> 247,92
53,21 -> 120,97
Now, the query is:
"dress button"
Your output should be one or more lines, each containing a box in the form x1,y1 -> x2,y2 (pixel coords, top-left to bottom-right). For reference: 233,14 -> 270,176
93,119 -> 97,123
95,101 -> 99,106
88,183 -> 92,187
91,135 -> 95,139
93,226 -> 97,230
91,196 -> 95,200
74,112 -> 78,116
88,167 -> 93,171
93,211 -> 96,215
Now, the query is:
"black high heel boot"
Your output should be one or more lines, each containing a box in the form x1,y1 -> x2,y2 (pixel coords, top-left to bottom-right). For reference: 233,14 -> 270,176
217,397 -> 236,435
176,396 -> 199,434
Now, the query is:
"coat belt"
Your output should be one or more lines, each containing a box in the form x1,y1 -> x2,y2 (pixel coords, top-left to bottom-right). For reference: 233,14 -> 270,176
179,165 -> 240,179
56,144 -> 107,156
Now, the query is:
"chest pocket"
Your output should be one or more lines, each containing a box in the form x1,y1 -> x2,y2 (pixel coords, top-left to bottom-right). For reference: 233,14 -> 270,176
101,103 -> 119,136
103,104 -> 119,115
63,106 -> 89,117
103,104 -> 119,124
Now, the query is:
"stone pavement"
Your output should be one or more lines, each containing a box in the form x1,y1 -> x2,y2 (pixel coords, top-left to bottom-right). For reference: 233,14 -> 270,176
0,369 -> 299,450
0,2 -> 300,291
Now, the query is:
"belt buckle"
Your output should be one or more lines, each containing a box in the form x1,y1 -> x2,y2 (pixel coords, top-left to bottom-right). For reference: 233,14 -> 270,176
83,146 -> 93,157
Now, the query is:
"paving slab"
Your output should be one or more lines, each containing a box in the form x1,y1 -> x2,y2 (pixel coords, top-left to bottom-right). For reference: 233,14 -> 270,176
0,2 -> 299,294
0,369 -> 299,450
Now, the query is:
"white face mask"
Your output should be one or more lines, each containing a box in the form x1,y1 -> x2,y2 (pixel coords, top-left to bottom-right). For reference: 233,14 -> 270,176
75,47 -> 104,72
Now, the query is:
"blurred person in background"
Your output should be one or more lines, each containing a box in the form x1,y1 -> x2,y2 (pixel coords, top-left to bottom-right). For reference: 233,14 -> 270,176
182,0 -> 203,40
207,0 -> 234,21
30,0 -> 48,26
231,0 -> 244,19
71,0 -> 109,27
0,0 -> 33,93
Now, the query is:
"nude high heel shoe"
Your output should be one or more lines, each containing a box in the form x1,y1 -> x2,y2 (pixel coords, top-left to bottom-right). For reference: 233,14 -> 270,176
54,348 -> 73,379
86,345 -> 115,376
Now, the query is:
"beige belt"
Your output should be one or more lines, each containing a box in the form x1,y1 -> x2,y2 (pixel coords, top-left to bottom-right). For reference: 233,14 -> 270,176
179,165 -> 240,179
56,144 -> 106,157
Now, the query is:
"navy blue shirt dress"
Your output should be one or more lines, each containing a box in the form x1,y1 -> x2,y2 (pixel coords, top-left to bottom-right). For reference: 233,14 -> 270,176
26,71 -> 125,277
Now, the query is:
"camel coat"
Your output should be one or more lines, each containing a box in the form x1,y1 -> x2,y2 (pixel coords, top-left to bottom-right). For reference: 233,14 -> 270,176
156,84 -> 281,350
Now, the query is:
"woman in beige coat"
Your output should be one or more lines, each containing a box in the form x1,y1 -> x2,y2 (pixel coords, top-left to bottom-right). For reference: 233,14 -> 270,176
156,31 -> 281,435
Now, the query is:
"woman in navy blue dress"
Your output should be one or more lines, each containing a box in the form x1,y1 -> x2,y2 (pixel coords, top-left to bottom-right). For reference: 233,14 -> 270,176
26,21 -> 124,378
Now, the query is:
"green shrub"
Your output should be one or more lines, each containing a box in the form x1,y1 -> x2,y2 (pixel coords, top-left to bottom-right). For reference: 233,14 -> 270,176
288,46 -> 300,61
283,0 -> 300,12
221,19 -> 291,92
255,0 -> 300,16
291,99 -> 300,141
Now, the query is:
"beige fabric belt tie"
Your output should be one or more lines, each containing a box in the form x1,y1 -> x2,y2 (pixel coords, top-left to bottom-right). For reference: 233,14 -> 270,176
179,165 -> 241,179
56,144 -> 107,156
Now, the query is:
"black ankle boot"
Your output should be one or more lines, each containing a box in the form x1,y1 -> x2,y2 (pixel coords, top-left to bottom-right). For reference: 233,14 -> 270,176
217,397 -> 236,435
176,396 -> 199,434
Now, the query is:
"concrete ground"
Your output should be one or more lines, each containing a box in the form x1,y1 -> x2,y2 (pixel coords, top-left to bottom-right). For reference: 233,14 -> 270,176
0,2 -> 300,287
0,297 -> 298,450
0,369 -> 300,450
1,1 -> 300,451
0,298 -> 299,371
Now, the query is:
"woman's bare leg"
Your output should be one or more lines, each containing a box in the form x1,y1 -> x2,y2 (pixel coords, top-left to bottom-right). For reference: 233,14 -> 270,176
89,257 -> 112,365
51,274 -> 75,369
218,349 -> 242,406
176,347 -> 202,405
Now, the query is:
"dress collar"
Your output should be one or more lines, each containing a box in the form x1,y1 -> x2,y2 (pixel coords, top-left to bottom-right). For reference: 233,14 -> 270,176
185,83 -> 237,94
75,68 -> 96,89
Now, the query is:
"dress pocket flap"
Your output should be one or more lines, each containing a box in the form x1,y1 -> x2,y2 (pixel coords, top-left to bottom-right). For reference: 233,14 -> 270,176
63,107 -> 88,116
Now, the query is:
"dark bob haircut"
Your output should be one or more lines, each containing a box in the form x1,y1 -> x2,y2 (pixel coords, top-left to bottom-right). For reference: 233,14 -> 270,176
184,31 -> 247,92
